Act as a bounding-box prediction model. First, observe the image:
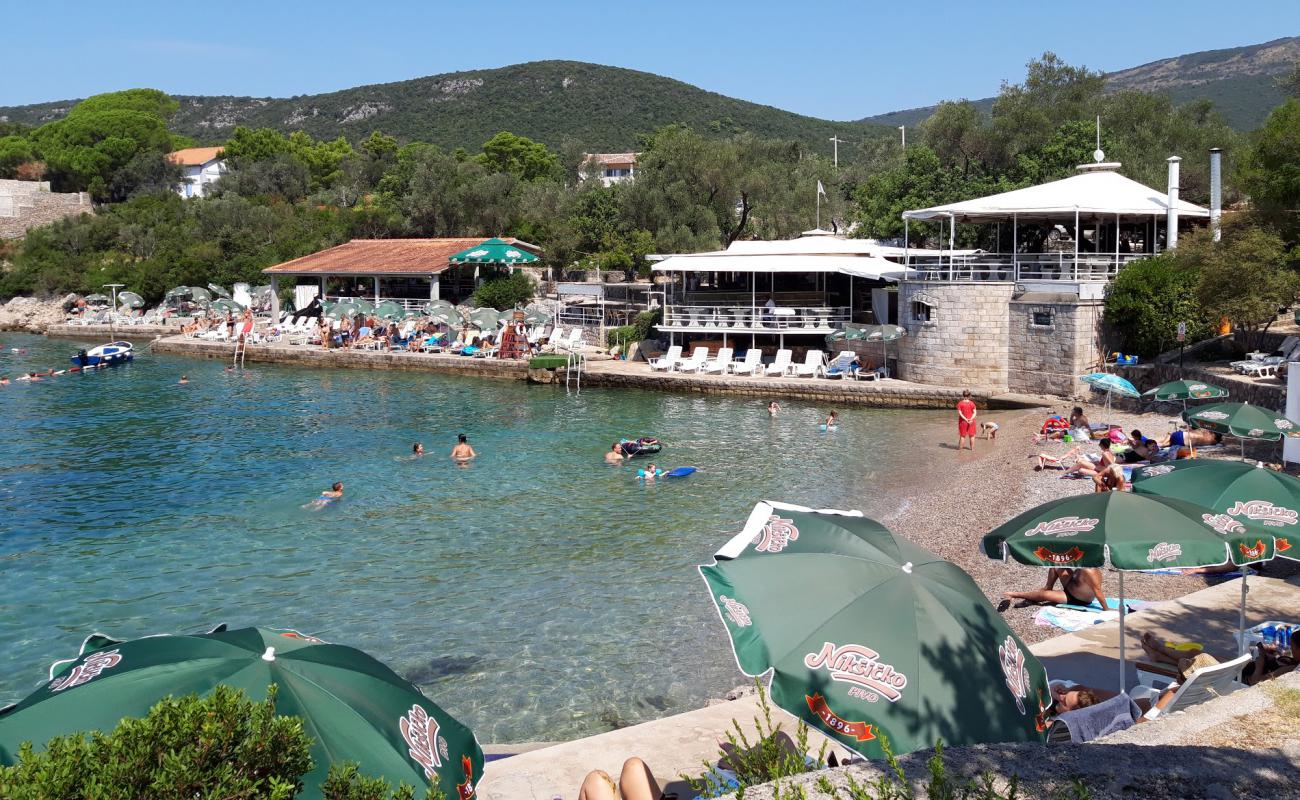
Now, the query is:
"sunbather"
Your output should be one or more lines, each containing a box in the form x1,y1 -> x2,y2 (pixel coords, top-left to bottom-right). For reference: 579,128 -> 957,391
578,758 -> 664,800
1001,567 -> 1110,610
1141,630 -> 1296,686
1034,407 -> 1090,442
1094,463 -> 1127,492
1033,445 -> 1082,471
1158,428 -> 1222,448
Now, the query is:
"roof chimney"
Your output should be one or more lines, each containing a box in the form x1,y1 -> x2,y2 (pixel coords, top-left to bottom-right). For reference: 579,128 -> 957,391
1166,157 -> 1181,251
1209,148 -> 1222,242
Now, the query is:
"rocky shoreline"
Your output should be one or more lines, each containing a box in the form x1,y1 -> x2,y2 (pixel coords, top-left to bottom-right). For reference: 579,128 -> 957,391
0,295 -> 76,333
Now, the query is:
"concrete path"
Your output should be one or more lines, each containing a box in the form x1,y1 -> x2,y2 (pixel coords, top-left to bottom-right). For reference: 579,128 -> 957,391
477,694 -> 847,800
1028,572 -> 1300,691
478,573 -> 1300,799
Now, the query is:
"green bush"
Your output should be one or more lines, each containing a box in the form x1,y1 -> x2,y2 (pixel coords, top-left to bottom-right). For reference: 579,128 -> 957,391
1104,252 -> 1211,358
0,685 -> 436,800
471,272 -> 536,310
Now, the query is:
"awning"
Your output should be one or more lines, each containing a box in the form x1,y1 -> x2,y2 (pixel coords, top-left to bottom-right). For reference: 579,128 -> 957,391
652,253 -> 912,282
903,167 -> 1209,222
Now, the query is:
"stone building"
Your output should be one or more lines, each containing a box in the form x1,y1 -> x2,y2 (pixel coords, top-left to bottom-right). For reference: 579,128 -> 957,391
896,159 -> 1207,396
0,179 -> 92,239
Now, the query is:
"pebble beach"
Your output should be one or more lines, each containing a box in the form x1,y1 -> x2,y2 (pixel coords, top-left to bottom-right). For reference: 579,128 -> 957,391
889,400 -> 1299,645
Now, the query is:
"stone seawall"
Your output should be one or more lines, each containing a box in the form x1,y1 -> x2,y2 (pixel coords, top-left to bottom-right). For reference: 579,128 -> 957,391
150,336 -> 531,379
45,323 -> 178,339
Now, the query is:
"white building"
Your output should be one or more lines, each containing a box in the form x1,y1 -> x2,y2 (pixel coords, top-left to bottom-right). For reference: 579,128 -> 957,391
167,147 -> 226,199
580,152 -> 638,187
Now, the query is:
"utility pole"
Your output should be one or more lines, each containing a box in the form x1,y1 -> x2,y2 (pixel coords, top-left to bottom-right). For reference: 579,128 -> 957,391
899,125 -> 906,149
829,135 -> 845,169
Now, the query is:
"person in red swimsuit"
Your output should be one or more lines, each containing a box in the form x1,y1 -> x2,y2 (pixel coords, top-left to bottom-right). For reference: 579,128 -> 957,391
956,389 -> 977,452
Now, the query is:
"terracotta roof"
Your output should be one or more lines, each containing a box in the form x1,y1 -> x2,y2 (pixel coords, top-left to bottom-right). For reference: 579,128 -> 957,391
167,146 -> 225,166
584,152 -> 639,166
262,238 -> 542,276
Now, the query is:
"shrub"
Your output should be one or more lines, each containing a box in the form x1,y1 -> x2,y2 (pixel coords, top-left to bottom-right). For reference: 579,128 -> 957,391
471,271 -> 536,310
0,685 -> 436,800
1104,252 -> 1211,358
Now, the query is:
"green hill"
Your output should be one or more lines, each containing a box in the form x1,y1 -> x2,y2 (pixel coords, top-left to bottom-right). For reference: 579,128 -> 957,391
862,36 -> 1300,131
0,61 -> 890,153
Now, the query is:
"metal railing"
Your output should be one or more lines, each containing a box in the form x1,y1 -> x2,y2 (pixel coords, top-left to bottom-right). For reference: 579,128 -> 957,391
903,253 -> 1147,282
661,305 -> 852,331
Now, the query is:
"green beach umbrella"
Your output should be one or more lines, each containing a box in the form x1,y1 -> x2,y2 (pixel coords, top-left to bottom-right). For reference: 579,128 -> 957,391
424,299 -> 456,314
84,294 -> 110,306
325,302 -> 364,320
522,310 -> 551,325
1183,402 -> 1300,444
375,301 -> 406,320
982,491 -> 1275,685
0,627 -> 483,800
187,286 -> 213,303
425,309 -> 457,326
211,297 -> 244,314
117,291 -> 145,310
207,283 -> 231,299
448,238 -> 538,265
468,308 -> 501,330
700,502 -> 1051,758
1142,380 -> 1228,403
354,299 -> 376,314
164,286 -> 192,300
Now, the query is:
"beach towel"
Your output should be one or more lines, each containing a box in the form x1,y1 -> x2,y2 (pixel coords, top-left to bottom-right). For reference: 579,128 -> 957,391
1059,597 -> 1147,613
1035,607 -> 1121,632
1055,693 -> 1141,743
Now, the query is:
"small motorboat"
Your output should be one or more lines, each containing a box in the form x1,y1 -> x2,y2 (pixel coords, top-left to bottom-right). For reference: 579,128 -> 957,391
620,437 -> 662,457
71,341 -> 134,367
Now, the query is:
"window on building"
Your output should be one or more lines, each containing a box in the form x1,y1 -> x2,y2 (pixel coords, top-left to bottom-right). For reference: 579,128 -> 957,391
911,300 -> 934,323
1030,307 -> 1055,329
604,168 -> 631,178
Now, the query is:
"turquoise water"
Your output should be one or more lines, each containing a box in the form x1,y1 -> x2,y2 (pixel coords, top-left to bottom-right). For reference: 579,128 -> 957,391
0,332 -> 946,743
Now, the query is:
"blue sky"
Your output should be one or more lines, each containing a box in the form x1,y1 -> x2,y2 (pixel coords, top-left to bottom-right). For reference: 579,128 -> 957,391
3,1 -> 1296,119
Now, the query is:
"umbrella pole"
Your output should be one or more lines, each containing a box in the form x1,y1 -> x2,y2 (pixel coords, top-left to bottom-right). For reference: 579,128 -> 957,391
1118,570 -> 1127,692
1238,571 -> 1249,657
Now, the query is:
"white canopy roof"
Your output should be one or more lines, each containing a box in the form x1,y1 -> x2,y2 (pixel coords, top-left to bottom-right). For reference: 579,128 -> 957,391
903,167 -> 1209,222
652,253 -> 912,282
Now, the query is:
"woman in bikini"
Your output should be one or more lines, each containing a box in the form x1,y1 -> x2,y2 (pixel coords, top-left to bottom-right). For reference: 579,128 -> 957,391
1001,567 -> 1109,610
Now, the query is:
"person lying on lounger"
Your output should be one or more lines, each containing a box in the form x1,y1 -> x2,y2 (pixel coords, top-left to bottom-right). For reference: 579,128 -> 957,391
1094,462 -> 1127,493
1001,567 -> 1110,610
1158,428 -> 1223,449
1140,631 -> 1296,686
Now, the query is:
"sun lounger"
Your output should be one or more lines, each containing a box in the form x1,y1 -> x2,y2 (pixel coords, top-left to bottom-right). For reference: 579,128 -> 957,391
792,349 -> 826,378
649,345 -> 682,372
1047,692 -> 1141,743
764,349 -> 793,377
1134,652 -> 1250,720
1239,356 -> 1283,378
825,351 -> 858,379
702,347 -> 733,374
673,346 -> 710,373
729,349 -> 763,375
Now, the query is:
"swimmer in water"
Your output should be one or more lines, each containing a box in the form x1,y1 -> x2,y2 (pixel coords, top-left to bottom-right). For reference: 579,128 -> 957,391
768,401 -> 781,417
451,433 -> 476,462
0,376 -> 9,385
824,411 -> 838,429
178,375 -> 189,385
605,442 -> 626,464
303,481 -> 344,510
640,463 -> 659,481
413,442 -> 425,457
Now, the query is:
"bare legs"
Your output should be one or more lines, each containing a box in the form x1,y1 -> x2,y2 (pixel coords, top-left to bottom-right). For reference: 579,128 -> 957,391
578,758 -> 661,800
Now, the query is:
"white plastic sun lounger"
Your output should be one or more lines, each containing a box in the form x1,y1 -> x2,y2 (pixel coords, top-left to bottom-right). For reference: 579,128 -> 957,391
729,349 -> 763,375
792,349 -> 826,378
764,349 -> 793,377
1134,652 -> 1250,720
649,345 -> 682,371
702,347 -> 733,374
673,346 -> 709,373
825,351 -> 857,379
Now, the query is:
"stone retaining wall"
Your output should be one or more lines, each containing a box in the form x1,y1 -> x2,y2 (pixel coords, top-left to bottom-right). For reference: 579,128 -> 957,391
45,323 -> 177,338
578,368 -> 983,409
1116,362 -> 1286,411
0,179 -> 92,239
150,337 -> 530,380
896,281 -> 1013,391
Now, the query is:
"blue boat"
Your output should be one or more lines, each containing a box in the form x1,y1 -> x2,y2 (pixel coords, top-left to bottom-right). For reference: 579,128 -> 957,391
71,341 -> 134,367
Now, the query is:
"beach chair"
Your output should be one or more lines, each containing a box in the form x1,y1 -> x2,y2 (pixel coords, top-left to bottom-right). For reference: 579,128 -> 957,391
649,345 -> 682,371
1239,356 -> 1283,378
858,367 -> 886,382
673,346 -> 710,373
702,347 -> 733,374
825,351 -> 858,380
1134,652 -> 1250,720
729,348 -> 763,376
562,328 -> 585,352
792,349 -> 826,378
764,349 -> 793,377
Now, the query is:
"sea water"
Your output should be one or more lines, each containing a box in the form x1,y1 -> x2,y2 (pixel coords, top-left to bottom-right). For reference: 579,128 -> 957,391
0,332 -> 947,742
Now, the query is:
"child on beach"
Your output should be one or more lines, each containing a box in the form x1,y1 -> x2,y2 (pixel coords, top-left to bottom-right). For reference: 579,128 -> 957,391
981,421 -> 999,440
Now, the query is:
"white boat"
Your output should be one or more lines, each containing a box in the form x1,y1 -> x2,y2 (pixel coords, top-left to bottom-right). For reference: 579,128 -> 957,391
71,341 -> 134,367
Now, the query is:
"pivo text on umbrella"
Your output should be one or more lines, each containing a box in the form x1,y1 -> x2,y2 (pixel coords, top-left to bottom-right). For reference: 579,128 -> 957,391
700,501 -> 1052,759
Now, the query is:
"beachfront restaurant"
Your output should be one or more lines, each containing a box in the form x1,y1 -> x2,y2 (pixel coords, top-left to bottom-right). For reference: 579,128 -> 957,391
262,237 -> 542,315
899,159 -> 1209,285
650,233 -> 917,358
